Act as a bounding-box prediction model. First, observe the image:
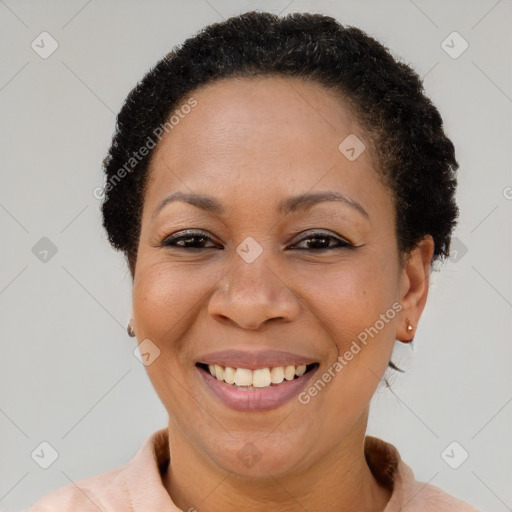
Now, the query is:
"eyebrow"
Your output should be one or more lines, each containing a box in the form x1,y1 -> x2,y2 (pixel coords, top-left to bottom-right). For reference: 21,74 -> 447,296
151,190 -> 369,220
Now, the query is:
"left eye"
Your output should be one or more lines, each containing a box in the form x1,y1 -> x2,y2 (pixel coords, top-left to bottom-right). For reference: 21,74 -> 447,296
290,232 -> 351,251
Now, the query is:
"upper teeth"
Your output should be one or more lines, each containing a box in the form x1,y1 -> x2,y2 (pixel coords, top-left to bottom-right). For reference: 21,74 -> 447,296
207,364 -> 307,387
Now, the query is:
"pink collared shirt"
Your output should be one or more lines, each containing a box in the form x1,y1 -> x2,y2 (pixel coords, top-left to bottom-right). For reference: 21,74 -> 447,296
27,428 -> 481,511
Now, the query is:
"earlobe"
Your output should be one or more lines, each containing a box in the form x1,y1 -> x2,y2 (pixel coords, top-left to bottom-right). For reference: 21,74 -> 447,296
399,318 -> 415,343
396,235 -> 434,343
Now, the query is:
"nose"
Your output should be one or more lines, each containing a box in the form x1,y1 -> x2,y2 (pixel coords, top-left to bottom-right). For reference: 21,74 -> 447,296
207,253 -> 301,330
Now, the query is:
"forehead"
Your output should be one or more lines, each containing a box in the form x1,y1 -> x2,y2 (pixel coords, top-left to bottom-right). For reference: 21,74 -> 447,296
153,75 -> 358,157
144,76 -> 389,218
189,75 -> 357,130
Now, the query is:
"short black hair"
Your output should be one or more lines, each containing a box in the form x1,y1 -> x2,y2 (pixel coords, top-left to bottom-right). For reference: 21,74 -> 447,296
101,10 -> 459,279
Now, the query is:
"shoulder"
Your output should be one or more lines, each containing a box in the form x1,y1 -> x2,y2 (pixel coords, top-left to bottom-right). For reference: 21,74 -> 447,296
26,428 -> 170,512
364,435 -> 482,512
403,478 -> 482,511
26,465 -> 126,512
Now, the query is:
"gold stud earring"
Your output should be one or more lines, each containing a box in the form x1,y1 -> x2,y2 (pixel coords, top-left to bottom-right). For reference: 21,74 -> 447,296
406,321 -> 415,343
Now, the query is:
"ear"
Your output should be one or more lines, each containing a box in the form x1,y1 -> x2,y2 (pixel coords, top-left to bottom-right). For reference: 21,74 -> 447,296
397,235 -> 435,343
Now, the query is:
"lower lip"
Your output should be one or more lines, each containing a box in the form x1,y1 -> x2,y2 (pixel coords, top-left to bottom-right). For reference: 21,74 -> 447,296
197,365 -> 319,412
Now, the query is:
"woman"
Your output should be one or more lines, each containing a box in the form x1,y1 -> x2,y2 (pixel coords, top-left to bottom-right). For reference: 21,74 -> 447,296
28,10 -> 481,512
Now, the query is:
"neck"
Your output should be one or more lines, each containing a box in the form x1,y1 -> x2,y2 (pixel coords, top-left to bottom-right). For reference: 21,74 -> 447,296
162,411 -> 391,512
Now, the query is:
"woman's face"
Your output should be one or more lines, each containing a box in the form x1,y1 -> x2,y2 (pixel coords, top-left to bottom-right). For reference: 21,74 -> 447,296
132,76 -> 428,476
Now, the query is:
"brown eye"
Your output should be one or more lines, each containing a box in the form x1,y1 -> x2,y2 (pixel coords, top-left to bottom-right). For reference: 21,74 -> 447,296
161,230 -> 220,249
291,231 -> 352,251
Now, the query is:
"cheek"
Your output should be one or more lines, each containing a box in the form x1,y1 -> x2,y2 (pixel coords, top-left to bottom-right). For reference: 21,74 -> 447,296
293,252 -> 399,393
295,253 -> 398,337
131,263 -> 217,408
132,261 -> 222,358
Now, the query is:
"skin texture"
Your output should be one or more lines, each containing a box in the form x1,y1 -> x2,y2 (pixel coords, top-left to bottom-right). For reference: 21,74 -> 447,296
131,76 -> 434,512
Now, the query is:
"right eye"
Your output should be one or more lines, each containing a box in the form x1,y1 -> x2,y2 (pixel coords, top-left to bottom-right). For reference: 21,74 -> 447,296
161,229 -> 221,250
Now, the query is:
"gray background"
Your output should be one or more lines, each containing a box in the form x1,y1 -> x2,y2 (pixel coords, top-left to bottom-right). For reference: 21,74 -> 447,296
1,0 -> 511,510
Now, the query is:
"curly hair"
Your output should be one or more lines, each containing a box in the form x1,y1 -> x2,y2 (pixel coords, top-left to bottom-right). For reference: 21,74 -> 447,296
101,10 -> 459,282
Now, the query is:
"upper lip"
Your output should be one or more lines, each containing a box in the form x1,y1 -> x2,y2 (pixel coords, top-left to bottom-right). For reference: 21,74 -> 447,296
196,349 -> 318,370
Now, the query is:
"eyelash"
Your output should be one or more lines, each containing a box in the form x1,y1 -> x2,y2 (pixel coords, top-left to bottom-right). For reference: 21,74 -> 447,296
160,229 -> 352,251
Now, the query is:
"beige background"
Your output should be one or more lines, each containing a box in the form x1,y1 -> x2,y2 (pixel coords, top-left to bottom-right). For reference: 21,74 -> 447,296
1,0 -> 511,510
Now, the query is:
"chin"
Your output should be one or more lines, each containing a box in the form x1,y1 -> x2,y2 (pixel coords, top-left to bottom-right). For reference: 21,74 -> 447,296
206,433 -> 313,478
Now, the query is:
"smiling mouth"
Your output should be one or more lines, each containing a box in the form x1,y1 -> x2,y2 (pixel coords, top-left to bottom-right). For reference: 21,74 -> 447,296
196,362 -> 319,390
